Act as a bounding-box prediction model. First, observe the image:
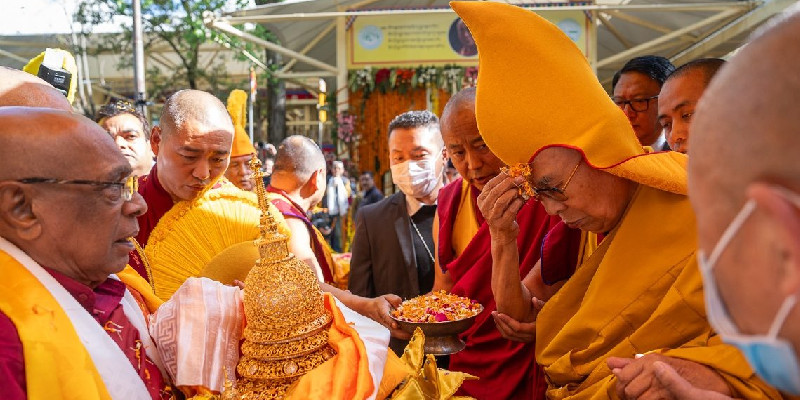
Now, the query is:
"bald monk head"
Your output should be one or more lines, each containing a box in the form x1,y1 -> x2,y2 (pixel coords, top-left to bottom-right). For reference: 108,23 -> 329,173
0,67 -> 71,110
0,107 -> 146,287
150,89 -> 234,201
689,7 -> 800,387
270,135 -> 327,212
441,87 -> 505,191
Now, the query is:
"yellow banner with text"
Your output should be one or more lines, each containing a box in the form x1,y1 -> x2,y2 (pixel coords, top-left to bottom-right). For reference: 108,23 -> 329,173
347,10 -> 590,68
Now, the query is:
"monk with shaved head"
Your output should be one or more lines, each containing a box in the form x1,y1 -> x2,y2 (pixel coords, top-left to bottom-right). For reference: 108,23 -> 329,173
672,7 -> 800,398
0,67 -> 71,110
130,89 -> 234,277
266,135 -> 332,283
148,89 -> 234,203
0,107 -> 168,398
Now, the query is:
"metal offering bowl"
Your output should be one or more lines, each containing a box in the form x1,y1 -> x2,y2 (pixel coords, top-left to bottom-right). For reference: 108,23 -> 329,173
391,306 -> 483,355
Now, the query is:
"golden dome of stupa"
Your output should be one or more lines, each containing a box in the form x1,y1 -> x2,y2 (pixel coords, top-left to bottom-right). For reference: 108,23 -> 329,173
235,157 -> 336,398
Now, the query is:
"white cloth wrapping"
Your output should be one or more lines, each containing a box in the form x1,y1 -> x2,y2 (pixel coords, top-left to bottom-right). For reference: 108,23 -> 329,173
148,277 -> 245,391
330,296 -> 390,400
149,277 -> 391,398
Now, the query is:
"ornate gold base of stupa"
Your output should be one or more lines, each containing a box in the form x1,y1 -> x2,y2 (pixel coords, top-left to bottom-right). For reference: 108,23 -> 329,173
235,321 -> 337,399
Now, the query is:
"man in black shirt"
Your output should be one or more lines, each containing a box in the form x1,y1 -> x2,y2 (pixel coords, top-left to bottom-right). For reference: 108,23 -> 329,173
349,110 -> 444,354
358,171 -> 385,209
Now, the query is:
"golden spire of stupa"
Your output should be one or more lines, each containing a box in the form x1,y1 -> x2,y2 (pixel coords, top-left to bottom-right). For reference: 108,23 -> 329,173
235,157 -> 336,399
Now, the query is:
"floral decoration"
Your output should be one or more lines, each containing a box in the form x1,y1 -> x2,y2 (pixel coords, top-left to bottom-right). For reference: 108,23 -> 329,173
347,67 -> 374,95
348,65 -> 478,97
336,112 -> 357,143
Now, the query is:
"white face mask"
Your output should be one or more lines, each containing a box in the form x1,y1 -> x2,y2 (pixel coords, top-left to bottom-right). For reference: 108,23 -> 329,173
698,194 -> 800,395
390,156 -> 443,199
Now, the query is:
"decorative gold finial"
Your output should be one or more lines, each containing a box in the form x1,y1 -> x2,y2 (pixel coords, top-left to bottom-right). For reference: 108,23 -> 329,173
251,158 -> 283,237
235,156 -> 336,398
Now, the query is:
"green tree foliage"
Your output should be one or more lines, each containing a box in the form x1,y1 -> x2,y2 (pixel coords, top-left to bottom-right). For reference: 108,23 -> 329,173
74,0 -> 277,99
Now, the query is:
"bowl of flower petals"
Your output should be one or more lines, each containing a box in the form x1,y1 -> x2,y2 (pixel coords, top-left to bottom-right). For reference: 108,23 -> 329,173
390,290 -> 484,355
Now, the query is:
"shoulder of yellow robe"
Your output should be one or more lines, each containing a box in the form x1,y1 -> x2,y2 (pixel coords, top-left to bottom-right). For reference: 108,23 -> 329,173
535,186 -> 780,400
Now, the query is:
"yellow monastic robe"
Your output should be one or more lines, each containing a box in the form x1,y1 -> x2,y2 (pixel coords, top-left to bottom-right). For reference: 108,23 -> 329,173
451,180 -> 480,257
536,185 -> 781,399
0,246 -> 160,400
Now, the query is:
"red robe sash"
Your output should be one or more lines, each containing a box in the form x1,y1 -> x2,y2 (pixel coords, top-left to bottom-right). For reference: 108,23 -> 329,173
129,165 -> 174,279
438,178 -> 562,399
266,186 -> 335,284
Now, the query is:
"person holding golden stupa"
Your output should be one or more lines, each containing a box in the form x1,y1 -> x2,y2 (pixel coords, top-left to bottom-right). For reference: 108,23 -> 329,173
450,2 -> 782,399
138,97 -> 405,341
225,90 -> 258,192
147,159 -> 475,399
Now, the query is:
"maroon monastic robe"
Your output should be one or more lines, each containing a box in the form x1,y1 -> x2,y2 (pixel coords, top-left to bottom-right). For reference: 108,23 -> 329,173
129,165 -> 174,279
266,186 -> 335,284
0,267 -> 169,399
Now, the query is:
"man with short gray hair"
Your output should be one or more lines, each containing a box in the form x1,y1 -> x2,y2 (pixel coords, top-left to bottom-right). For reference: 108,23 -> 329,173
0,107 -> 167,398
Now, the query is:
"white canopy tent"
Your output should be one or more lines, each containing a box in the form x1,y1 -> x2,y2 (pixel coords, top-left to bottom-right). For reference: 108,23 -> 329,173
205,0 -> 795,111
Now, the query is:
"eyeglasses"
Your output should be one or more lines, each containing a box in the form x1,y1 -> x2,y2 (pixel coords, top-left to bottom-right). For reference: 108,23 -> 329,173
15,175 -> 139,202
613,95 -> 658,112
532,159 -> 581,202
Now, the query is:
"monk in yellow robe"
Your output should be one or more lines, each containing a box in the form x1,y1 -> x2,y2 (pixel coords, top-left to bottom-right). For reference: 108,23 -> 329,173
451,2 -> 783,399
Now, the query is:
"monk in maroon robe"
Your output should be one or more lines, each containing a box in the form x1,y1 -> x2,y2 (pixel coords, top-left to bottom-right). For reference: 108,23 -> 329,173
128,90 -> 235,280
267,186 -> 335,284
0,108 -> 169,399
435,88 -> 579,398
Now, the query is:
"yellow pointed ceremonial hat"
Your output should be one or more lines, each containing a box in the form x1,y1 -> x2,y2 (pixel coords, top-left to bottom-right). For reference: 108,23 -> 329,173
227,89 -> 256,157
451,1 -> 687,194
231,125 -> 257,157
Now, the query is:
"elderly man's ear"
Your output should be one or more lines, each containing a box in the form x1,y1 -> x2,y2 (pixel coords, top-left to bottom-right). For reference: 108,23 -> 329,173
0,183 -> 41,241
150,125 -> 162,156
748,182 -> 800,297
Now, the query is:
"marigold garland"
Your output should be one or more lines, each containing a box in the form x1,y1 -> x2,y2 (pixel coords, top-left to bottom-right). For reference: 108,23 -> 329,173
348,88 -> 452,190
